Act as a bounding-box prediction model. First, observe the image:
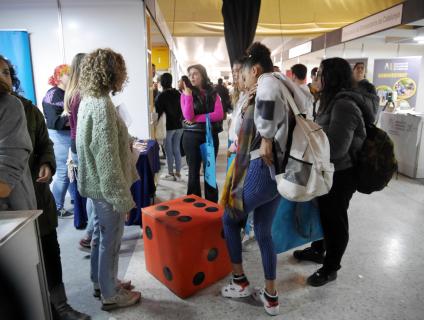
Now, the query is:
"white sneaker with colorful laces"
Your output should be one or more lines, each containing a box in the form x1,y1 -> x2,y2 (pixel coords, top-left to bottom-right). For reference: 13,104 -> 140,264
253,288 -> 280,316
221,277 -> 252,298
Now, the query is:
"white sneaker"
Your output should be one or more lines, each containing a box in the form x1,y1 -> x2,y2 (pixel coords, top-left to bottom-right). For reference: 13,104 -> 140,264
253,288 -> 280,316
221,278 -> 252,298
101,288 -> 141,311
162,173 -> 176,181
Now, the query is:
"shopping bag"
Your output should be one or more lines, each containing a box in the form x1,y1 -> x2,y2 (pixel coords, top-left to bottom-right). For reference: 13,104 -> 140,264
155,112 -> 166,141
272,197 -> 323,254
200,114 -> 217,189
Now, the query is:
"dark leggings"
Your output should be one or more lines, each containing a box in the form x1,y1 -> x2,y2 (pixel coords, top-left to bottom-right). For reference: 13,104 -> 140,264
223,159 -> 281,280
311,167 -> 356,271
182,130 -> 219,203
40,230 -> 63,291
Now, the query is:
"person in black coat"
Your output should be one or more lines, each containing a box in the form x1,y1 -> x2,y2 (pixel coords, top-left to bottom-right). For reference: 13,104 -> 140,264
155,73 -> 184,181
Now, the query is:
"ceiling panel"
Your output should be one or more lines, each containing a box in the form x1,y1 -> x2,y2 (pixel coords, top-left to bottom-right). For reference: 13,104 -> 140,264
157,0 -> 404,37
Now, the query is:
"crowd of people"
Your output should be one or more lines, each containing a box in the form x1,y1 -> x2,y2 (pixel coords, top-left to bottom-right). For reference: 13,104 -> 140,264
0,39 -> 378,318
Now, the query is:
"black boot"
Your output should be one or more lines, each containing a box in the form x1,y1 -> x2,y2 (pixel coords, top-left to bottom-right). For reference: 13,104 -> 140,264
50,284 -> 91,320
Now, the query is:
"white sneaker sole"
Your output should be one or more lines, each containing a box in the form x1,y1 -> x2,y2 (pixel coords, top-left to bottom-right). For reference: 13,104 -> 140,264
221,286 -> 252,298
253,290 -> 280,316
101,294 -> 141,311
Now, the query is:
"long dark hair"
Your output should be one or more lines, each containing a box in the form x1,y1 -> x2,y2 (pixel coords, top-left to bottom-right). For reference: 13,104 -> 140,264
319,57 -> 353,112
244,42 -> 273,73
187,64 -> 211,91
0,55 -> 22,93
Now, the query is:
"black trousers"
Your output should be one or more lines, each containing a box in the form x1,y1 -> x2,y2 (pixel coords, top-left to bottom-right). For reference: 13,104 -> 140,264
40,230 -> 64,292
312,167 -> 356,272
182,130 -> 219,203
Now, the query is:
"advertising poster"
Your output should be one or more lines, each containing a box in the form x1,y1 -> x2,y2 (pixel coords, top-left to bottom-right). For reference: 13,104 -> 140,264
373,57 -> 421,110
0,31 -> 36,104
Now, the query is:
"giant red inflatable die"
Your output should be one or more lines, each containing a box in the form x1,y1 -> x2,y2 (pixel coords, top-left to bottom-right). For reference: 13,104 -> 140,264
142,195 -> 232,298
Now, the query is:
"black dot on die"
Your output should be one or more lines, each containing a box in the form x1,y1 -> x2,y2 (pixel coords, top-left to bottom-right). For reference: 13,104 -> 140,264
207,248 -> 218,261
221,229 -> 225,239
193,272 -> 205,286
145,226 -> 153,240
194,202 -> 206,208
163,267 -> 173,281
166,210 -> 180,217
183,198 -> 196,203
156,205 -> 169,211
178,216 -> 192,222
205,207 -> 219,213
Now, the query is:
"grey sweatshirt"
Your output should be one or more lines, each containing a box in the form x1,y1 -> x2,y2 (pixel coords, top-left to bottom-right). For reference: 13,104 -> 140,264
0,94 -> 36,210
251,73 -> 309,162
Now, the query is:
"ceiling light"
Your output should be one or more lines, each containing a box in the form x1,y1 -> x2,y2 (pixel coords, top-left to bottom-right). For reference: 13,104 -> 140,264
414,36 -> 424,42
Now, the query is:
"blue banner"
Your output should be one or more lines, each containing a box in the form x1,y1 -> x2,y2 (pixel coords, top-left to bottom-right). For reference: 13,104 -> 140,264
0,31 -> 36,104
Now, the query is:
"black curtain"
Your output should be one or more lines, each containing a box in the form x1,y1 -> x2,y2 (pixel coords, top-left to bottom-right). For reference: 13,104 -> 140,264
222,0 -> 261,67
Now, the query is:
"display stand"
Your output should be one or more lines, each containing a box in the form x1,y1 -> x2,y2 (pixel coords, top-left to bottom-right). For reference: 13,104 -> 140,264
0,210 -> 52,319
380,112 -> 424,178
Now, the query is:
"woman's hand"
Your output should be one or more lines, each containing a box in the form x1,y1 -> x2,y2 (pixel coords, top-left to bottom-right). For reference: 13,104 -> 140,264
183,82 -> 192,96
260,138 -> 274,166
228,142 -> 237,153
36,164 -> 52,183
0,181 -> 12,198
183,119 -> 195,125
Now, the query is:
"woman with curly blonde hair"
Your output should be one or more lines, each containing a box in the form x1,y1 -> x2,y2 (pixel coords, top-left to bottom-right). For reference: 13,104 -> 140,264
76,48 -> 141,311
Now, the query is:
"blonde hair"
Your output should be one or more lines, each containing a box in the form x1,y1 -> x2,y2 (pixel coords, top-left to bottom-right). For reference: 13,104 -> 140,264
79,48 -> 127,97
63,53 -> 85,115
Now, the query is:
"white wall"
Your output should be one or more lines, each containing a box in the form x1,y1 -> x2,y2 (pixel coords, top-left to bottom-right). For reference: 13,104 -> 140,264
0,0 -> 150,138
0,0 -> 62,107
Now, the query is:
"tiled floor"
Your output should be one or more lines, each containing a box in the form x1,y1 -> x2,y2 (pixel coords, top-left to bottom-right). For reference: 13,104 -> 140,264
58,131 -> 424,320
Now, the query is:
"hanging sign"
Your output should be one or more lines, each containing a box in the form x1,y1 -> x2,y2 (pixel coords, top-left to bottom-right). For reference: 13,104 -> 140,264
342,4 -> 403,42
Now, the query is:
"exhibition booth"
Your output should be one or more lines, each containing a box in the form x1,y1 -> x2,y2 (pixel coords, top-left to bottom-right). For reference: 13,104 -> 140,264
279,2 -> 424,178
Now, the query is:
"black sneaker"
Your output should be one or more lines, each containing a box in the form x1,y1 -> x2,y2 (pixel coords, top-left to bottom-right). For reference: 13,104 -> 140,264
57,208 -> 73,219
307,267 -> 337,287
293,247 -> 324,264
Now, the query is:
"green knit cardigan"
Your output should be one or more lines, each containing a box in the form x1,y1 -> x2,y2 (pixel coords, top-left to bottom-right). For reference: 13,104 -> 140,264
76,95 -> 138,213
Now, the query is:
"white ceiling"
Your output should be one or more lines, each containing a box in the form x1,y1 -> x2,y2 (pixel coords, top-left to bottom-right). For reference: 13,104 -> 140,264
172,36 -> 311,73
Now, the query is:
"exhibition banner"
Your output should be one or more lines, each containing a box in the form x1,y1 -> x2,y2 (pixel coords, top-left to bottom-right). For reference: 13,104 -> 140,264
0,31 -> 36,104
373,57 -> 421,110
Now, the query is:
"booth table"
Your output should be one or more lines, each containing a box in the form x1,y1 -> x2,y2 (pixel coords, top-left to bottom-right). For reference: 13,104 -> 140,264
380,112 -> 424,179
127,139 -> 161,226
0,210 -> 51,319
73,139 -> 160,227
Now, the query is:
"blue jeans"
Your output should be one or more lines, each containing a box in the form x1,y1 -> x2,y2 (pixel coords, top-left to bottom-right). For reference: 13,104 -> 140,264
85,199 -> 94,238
223,158 -> 281,280
90,199 -> 125,299
71,152 -> 94,236
49,129 -> 74,210
165,129 -> 183,174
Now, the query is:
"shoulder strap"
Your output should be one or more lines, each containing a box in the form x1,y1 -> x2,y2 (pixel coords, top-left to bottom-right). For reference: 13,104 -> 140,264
280,82 -> 302,116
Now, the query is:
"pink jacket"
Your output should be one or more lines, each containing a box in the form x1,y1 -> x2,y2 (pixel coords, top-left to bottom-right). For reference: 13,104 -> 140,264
180,92 -> 224,122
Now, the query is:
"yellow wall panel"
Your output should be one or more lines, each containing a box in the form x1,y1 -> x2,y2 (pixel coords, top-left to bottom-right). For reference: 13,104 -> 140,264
152,46 -> 170,70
